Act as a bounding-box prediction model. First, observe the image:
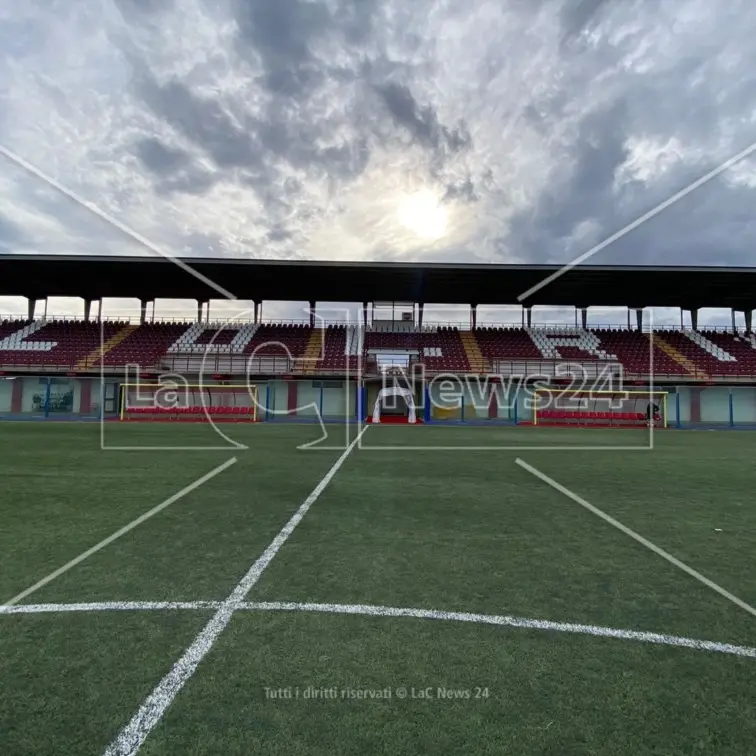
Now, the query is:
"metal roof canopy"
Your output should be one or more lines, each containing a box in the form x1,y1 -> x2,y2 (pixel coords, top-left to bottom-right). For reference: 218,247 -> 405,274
0,254 -> 755,310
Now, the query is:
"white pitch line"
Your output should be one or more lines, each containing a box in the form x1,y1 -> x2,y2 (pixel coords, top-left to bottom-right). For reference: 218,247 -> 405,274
1,596 -> 755,659
237,601 -> 756,659
515,458 -> 756,620
103,425 -> 369,756
4,457 -> 237,607
0,600 -> 222,615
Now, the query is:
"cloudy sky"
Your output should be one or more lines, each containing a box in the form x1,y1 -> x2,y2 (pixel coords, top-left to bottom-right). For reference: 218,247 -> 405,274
0,0 -> 754,322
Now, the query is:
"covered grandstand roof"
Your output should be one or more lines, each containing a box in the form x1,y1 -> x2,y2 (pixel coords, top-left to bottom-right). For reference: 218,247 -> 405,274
1,254 -> 755,310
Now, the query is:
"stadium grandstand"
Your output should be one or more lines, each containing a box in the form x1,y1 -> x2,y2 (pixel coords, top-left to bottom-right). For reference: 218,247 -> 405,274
4,254 -> 756,756
2,255 -> 756,427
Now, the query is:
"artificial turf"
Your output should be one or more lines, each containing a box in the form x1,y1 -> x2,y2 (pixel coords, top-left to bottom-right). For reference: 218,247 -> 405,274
1,422 -> 755,754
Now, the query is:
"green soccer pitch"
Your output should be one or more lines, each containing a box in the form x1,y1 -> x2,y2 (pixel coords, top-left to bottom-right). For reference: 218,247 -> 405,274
1,422 -> 755,755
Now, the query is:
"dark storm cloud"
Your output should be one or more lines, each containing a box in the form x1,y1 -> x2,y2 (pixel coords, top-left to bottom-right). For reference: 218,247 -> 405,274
266,225 -> 293,242
559,0 -> 614,40
120,0 -> 474,231
130,57 -> 370,198
443,178 -> 478,204
600,166 -> 756,267
114,0 -> 175,18
376,82 -> 472,156
5,0 -> 756,280
507,102 -> 630,254
231,0 -> 376,96
132,137 -> 218,196
233,0 -> 328,96
136,75 -> 263,171
134,137 -> 191,174
500,0 -> 756,268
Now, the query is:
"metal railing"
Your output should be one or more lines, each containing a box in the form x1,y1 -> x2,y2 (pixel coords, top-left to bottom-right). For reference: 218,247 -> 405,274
0,314 -> 746,333
2,358 -> 756,382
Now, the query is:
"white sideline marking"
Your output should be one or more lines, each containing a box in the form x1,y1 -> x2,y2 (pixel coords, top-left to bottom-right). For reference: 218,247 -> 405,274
4,458 -> 237,607
1,596 -> 755,659
0,601 -> 221,614
103,426 -> 369,756
516,458 -> 756,619
238,601 -> 756,659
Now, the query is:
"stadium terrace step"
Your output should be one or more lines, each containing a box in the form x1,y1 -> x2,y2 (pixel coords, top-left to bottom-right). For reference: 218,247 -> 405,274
460,331 -> 489,373
649,333 -> 709,380
298,328 -> 325,374
75,324 -> 140,370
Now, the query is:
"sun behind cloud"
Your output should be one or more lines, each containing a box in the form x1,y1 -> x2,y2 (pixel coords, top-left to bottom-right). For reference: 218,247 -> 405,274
397,190 -> 448,240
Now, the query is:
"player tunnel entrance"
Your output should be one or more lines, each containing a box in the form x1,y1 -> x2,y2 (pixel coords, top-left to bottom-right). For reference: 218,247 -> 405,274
365,379 -> 422,424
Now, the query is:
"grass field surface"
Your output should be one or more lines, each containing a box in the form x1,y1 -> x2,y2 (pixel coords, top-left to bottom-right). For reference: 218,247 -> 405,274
1,422 -> 755,754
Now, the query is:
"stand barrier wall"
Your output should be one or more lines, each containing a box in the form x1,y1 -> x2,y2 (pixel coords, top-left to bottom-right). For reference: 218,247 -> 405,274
2,377 -> 756,428
0,376 -> 109,419
0,377 -> 360,422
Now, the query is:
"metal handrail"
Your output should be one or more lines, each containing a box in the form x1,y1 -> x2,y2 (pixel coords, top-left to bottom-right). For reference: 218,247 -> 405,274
0,314 -> 745,333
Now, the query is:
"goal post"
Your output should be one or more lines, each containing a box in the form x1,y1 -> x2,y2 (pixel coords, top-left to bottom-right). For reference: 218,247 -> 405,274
532,388 -> 668,427
120,383 -> 260,422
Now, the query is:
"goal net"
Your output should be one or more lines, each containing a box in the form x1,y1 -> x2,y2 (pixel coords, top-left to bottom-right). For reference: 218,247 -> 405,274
533,389 -> 667,427
120,383 -> 259,422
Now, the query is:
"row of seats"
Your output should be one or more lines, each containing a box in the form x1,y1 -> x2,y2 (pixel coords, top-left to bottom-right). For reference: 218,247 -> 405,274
2,319 -> 756,375
127,406 -> 254,415
539,410 -> 658,421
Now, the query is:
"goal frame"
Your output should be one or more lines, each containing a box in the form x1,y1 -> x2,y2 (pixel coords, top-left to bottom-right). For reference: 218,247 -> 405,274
119,383 -> 260,422
532,388 -> 668,428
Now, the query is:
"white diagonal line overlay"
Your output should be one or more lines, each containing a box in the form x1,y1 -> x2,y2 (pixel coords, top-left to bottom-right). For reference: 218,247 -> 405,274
2,598 -> 755,659
516,458 -> 756,619
518,139 -> 756,301
103,425 -> 369,756
3,458 -> 237,607
0,144 -> 237,301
